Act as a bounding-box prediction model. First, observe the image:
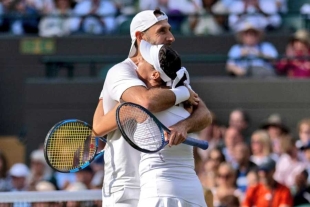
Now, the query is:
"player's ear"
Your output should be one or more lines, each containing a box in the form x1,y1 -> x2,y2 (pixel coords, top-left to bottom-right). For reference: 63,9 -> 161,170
135,31 -> 144,43
152,71 -> 160,80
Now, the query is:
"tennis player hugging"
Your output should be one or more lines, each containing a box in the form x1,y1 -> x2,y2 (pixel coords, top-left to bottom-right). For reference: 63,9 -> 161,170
134,40 -> 207,207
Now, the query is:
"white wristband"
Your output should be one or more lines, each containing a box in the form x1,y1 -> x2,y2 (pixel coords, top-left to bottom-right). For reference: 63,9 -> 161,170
170,86 -> 190,105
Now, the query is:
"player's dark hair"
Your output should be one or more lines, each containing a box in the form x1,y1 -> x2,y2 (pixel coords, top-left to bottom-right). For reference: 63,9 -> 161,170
158,45 -> 186,87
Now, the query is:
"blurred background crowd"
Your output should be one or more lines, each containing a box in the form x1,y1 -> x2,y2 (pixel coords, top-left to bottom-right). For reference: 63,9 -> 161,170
0,0 -> 310,207
0,0 -> 307,36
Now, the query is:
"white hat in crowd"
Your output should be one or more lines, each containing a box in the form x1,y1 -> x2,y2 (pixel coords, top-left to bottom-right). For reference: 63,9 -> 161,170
129,9 -> 168,57
9,163 -> 30,177
30,149 -> 46,164
35,181 -> 56,191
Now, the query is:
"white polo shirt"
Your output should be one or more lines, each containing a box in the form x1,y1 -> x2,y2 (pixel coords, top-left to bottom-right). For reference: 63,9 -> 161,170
100,58 -> 145,195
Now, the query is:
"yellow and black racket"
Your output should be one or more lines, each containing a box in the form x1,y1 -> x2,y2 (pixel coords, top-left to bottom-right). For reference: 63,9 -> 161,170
44,119 -> 106,173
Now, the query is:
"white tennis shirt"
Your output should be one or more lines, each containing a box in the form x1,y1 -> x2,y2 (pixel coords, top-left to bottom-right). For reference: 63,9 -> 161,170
139,106 -> 207,207
100,58 -> 145,195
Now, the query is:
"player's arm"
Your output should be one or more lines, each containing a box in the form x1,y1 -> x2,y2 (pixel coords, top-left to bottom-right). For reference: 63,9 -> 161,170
167,100 -> 212,146
121,85 -> 199,113
92,99 -> 119,137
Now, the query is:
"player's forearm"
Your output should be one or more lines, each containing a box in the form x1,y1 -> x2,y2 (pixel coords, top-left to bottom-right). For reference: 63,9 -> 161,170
92,100 -> 118,136
178,100 -> 212,133
122,86 -> 176,113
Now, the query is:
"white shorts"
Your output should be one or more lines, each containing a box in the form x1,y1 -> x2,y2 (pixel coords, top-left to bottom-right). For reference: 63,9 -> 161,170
138,197 -> 207,207
103,188 -> 140,207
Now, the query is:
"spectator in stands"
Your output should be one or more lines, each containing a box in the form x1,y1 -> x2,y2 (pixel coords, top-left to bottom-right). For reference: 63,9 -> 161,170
228,108 -> 249,139
38,0 -> 73,37
276,29 -> 310,78
139,0 -> 169,14
0,150 -> 10,191
70,0 -> 117,35
228,0 -> 282,32
199,147 -> 226,188
212,162 -> 243,207
296,118 -> 310,155
0,0 -> 12,32
298,141 -> 310,184
198,111 -> 225,161
182,0 -> 228,36
11,0 -> 41,35
90,156 -> 104,189
33,181 -> 60,207
296,118 -> 310,162
27,149 -> 58,191
75,166 -> 94,189
275,0 -> 287,14
250,130 -> 272,165
242,157 -> 293,207
9,163 -> 30,191
222,127 -> 243,167
292,170 -> 310,206
274,135 -> 305,188
260,113 -> 289,160
234,142 -> 257,193
226,21 -> 278,78
139,0 -> 202,32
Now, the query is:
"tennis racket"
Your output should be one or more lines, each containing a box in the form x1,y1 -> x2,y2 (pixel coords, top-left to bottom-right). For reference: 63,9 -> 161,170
116,102 -> 209,153
44,119 -> 106,173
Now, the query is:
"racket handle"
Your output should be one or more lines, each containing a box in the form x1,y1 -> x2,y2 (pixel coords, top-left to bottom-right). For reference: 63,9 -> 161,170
183,137 -> 209,150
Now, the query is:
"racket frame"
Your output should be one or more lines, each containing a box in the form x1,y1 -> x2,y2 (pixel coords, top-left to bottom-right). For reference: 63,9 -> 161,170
116,102 -> 209,153
44,119 -> 106,173
116,102 -> 168,153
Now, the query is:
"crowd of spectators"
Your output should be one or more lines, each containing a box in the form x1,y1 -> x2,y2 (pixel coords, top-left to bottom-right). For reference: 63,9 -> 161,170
0,0 -> 307,36
196,109 -> 310,207
226,20 -> 310,79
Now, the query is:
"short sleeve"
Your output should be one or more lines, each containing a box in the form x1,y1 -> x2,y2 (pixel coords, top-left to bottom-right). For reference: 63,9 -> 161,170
227,45 -> 241,64
105,61 -> 146,102
261,42 -> 278,58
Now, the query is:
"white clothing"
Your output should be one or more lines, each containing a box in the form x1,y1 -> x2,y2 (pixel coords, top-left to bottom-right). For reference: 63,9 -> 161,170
39,10 -> 72,37
103,187 -> 140,207
274,153 -> 306,187
138,106 -> 207,207
138,197 -> 203,207
100,58 -> 145,202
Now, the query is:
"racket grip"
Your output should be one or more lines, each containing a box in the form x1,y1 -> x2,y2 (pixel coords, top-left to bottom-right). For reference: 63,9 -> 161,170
183,137 -> 209,150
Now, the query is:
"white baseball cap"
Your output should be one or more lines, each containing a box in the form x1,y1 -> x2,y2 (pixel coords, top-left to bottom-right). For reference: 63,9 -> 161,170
9,163 -> 30,177
129,9 -> 168,57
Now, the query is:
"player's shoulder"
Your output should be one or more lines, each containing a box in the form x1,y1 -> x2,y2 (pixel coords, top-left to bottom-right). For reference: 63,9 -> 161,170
109,58 -> 136,72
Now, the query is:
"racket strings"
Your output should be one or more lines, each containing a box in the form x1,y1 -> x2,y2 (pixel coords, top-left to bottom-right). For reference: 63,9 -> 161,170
119,106 -> 164,152
46,122 -> 96,171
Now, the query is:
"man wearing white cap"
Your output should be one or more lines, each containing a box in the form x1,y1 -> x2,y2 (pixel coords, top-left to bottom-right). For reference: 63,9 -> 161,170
93,9 -> 211,207
9,163 -> 30,192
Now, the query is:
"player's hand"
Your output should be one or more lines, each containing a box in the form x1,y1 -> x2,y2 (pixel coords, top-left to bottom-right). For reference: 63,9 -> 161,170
164,124 -> 187,147
186,85 -> 199,106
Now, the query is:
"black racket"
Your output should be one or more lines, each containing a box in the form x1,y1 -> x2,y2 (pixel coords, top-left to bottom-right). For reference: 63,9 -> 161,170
44,119 -> 106,173
116,102 -> 209,153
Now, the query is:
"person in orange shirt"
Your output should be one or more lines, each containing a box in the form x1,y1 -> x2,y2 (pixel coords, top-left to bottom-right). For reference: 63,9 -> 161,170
242,157 -> 293,207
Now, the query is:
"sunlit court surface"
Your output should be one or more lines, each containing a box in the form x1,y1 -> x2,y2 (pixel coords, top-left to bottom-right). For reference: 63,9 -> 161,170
1,0 -> 310,207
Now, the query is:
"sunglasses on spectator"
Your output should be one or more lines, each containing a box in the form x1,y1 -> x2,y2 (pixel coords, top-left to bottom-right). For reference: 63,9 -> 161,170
218,173 -> 232,179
